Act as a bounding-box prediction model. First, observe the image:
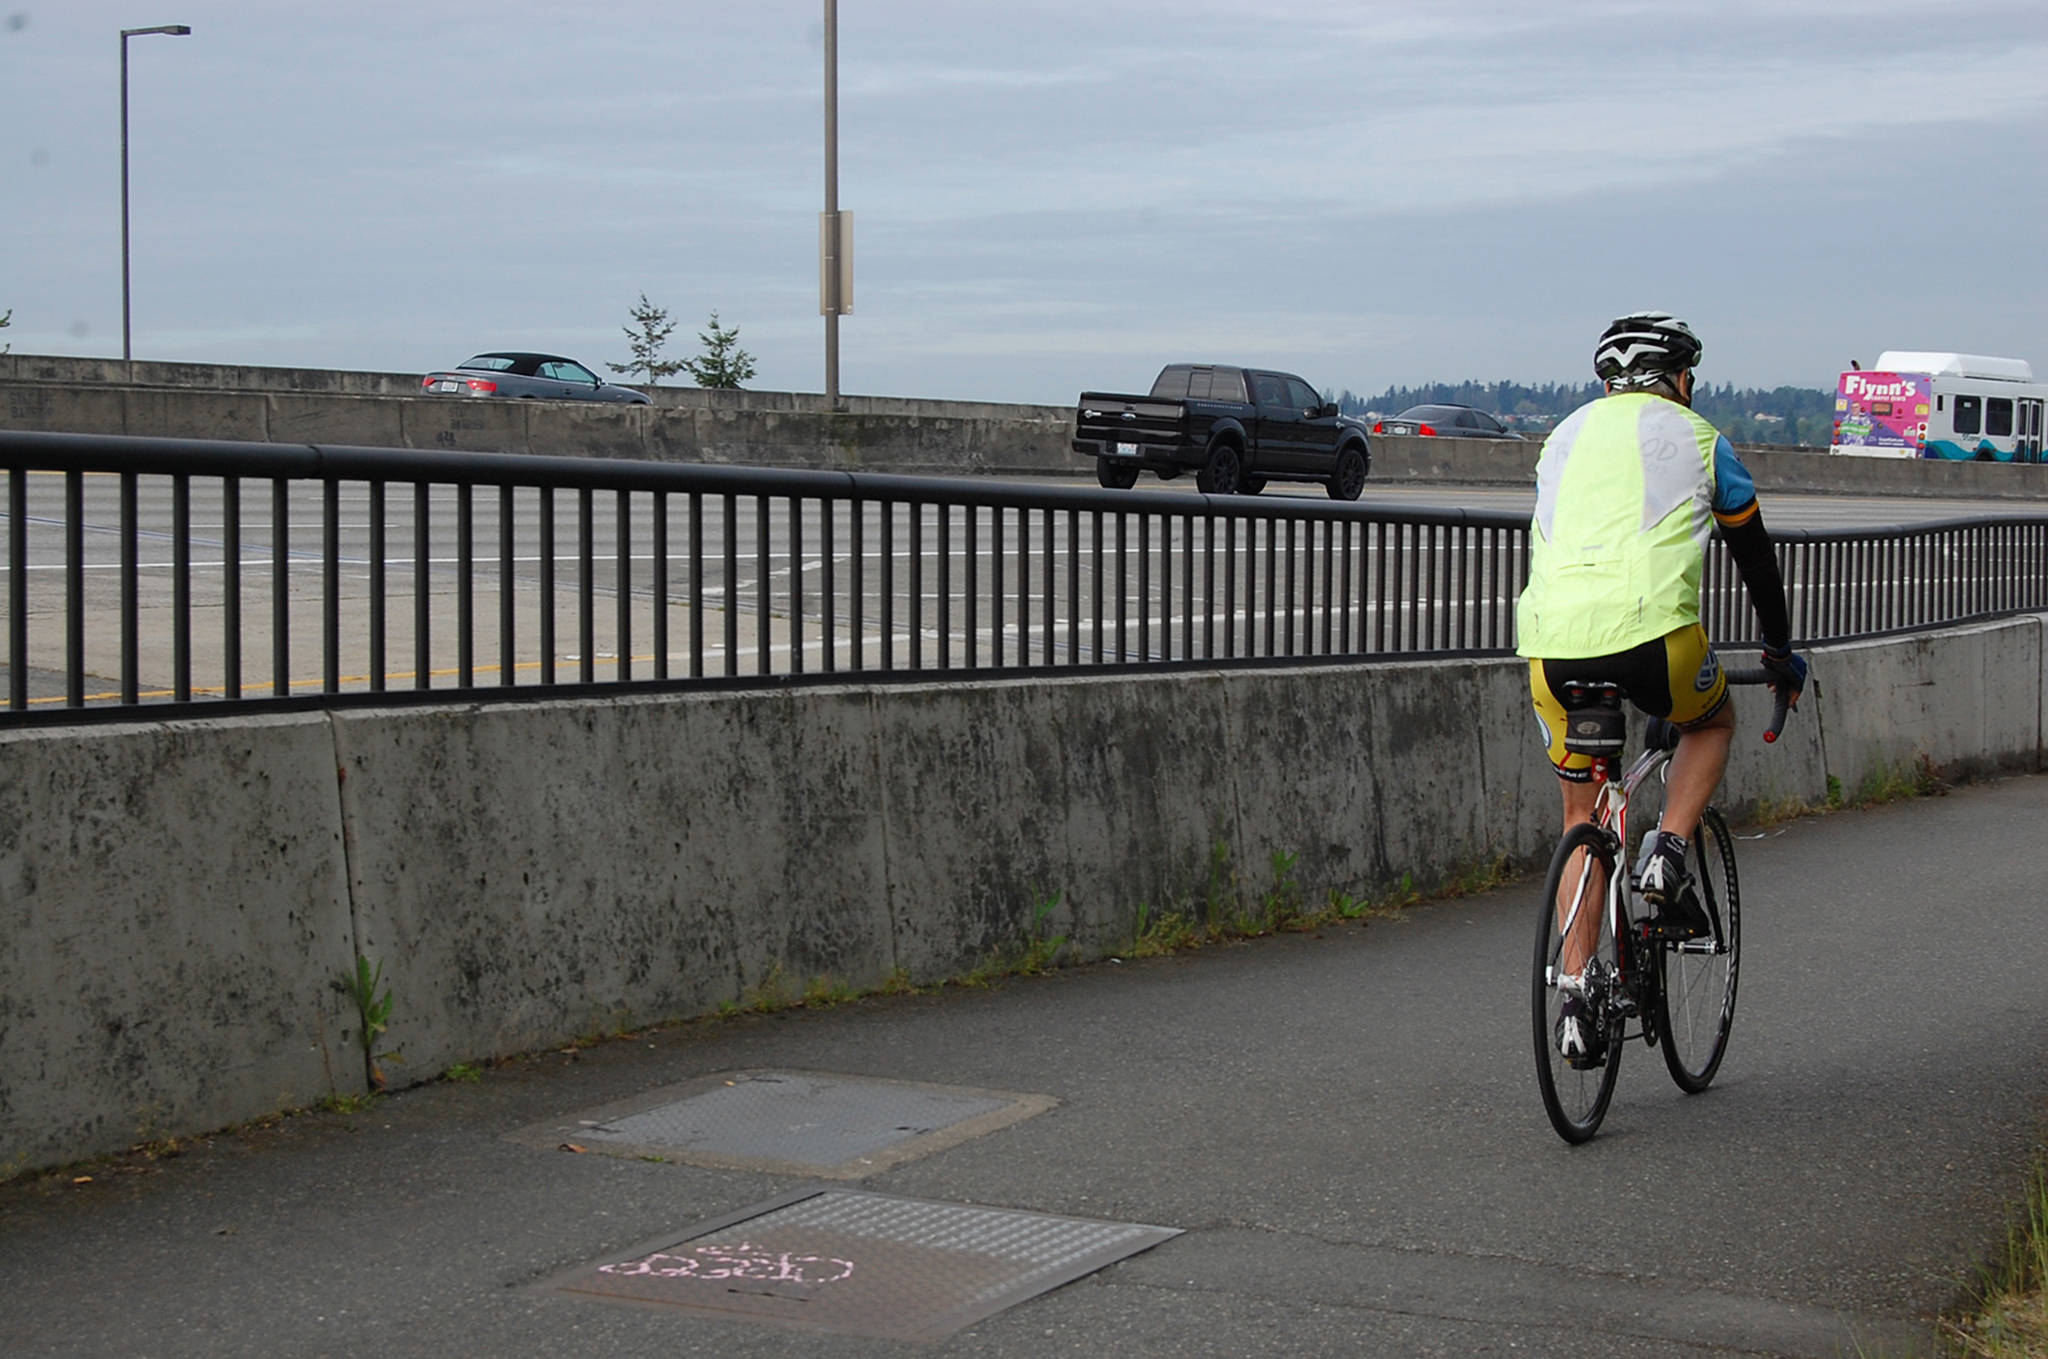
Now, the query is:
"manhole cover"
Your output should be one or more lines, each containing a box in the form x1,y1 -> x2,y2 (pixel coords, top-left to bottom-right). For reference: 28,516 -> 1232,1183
543,1188 -> 1181,1342
512,1070 -> 1058,1177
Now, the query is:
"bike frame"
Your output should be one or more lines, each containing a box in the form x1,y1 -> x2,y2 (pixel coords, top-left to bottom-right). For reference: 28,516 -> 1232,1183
1534,665 -> 1777,1140
1550,739 -> 1681,1038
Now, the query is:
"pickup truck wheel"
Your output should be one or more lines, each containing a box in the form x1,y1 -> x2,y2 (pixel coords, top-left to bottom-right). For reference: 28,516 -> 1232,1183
1239,474 -> 1267,495
1096,459 -> 1140,489
1196,444 -> 1243,494
1327,445 -> 1370,500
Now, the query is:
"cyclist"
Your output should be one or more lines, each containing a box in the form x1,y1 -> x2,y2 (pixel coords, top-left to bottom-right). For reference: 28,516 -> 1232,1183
1517,311 -> 1808,1066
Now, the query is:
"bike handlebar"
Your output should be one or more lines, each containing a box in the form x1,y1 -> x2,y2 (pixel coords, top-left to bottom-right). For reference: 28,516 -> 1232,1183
1724,665 -> 1796,744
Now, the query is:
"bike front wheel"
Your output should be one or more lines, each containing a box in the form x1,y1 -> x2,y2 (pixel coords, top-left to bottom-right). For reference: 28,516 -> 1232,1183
1532,822 -> 1623,1143
1656,805 -> 1741,1092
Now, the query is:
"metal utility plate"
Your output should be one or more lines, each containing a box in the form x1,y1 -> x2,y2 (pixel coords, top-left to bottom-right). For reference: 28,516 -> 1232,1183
543,1188 -> 1182,1342
512,1070 -> 1058,1178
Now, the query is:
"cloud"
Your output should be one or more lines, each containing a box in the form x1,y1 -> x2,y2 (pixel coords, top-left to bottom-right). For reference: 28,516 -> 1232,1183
5,0 -> 2046,400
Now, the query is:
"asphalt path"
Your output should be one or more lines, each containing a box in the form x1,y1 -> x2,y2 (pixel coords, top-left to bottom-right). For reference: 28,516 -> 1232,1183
3,774 -> 2043,1358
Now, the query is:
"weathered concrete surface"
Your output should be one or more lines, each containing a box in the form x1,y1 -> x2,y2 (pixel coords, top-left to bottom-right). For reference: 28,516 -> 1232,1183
0,619 -> 2039,1175
1812,615 -> 2044,797
328,690 -> 895,1080
0,714 -> 358,1176
265,391 -> 407,448
1217,659 -> 1556,897
0,354 -> 426,396
870,675 -> 1243,976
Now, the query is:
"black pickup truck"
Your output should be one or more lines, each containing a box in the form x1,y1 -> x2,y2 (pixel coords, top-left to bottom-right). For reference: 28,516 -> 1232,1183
1071,363 -> 1372,498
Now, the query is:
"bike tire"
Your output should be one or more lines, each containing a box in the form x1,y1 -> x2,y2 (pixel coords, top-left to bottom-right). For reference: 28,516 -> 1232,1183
1532,822 -> 1624,1143
1656,805 -> 1741,1093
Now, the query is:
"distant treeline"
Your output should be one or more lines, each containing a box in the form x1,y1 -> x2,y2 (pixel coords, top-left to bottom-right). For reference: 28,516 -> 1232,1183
1333,380 -> 1836,448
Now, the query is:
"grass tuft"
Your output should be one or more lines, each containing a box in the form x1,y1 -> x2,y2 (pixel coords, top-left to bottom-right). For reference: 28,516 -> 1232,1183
1940,1153 -> 2048,1358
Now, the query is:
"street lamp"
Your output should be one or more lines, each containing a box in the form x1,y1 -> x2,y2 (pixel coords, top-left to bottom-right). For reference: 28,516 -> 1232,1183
120,23 -> 191,364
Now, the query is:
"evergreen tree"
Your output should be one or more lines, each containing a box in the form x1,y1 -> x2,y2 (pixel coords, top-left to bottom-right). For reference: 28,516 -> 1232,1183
0,307 -> 11,355
607,293 -> 687,388
682,311 -> 757,389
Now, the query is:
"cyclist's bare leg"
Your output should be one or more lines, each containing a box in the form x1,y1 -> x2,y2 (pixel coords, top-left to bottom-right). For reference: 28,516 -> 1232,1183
1556,777 -> 1603,978
1659,701 -> 1735,844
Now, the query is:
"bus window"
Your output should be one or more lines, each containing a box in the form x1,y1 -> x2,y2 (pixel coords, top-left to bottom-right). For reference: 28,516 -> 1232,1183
1987,398 -> 2014,437
1955,395 -> 1982,435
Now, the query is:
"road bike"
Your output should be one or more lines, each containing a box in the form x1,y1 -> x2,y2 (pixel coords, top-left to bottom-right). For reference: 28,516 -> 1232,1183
1531,663 -> 1792,1144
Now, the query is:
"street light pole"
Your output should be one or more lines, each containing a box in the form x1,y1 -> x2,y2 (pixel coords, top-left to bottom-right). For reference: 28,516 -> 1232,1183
120,23 -> 191,365
822,0 -> 840,410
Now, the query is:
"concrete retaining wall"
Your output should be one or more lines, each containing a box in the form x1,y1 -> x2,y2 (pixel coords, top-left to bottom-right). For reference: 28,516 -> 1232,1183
0,715 -> 359,1163
3,617 -> 2040,1176
9,353 -> 2048,496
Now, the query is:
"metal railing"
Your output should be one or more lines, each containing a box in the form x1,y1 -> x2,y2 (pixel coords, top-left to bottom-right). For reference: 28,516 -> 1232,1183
5,430 -> 2047,725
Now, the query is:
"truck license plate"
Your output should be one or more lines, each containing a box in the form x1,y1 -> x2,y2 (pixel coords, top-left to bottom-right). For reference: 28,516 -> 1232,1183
1114,442 -> 1138,456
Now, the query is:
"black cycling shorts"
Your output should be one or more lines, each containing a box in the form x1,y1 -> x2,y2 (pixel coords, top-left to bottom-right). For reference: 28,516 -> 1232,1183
1528,624 -> 1728,781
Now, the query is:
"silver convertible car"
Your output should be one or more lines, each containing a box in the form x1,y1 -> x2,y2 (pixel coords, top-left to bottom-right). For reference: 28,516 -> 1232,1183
419,352 -> 651,404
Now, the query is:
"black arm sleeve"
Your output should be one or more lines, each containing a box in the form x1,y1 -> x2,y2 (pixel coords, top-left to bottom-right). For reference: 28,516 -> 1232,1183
1719,510 -> 1792,651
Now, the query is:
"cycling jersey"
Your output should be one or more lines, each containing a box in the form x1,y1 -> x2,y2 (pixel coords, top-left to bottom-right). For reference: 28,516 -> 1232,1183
1515,392 -> 1760,659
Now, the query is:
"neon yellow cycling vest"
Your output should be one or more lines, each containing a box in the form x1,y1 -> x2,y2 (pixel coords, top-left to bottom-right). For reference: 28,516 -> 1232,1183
1515,392 -> 1719,659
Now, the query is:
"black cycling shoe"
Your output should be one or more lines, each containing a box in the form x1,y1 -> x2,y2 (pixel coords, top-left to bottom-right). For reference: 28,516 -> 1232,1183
1556,993 -> 1607,1070
1638,831 -> 1709,939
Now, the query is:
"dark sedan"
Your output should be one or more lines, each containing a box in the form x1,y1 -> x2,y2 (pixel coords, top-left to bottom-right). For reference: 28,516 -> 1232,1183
1373,403 -> 1522,439
420,352 -> 651,404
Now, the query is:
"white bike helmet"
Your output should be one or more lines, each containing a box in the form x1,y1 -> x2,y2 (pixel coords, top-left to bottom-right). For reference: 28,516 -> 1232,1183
1593,311 -> 1703,389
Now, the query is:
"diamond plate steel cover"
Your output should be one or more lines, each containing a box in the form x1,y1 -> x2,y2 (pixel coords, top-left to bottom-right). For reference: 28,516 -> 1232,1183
544,1189 -> 1182,1342
512,1070 -> 1058,1177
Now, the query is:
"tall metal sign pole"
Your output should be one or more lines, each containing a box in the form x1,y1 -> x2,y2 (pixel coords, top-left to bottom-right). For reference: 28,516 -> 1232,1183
821,0 -> 848,410
120,23 -> 192,364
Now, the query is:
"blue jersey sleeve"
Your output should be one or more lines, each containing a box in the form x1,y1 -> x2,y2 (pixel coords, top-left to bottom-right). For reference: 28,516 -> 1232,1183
1711,435 -> 1758,520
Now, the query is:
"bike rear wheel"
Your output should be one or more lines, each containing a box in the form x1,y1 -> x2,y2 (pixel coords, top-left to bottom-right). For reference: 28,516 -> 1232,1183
1532,823 -> 1623,1143
1656,805 -> 1741,1092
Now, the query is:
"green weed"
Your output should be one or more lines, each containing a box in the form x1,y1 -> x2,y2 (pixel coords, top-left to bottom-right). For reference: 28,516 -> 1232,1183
1016,892 -> 1070,975
1125,899 -> 1202,958
1202,840 -> 1237,923
1749,792 -> 1819,826
737,964 -> 793,1014
320,1092 -> 377,1115
1443,854 -> 1514,899
1941,1154 -> 2048,1358
801,974 -> 860,1008
444,1062 -> 483,1084
345,956 -> 394,1090
1845,754 -> 1951,809
1326,887 -> 1372,921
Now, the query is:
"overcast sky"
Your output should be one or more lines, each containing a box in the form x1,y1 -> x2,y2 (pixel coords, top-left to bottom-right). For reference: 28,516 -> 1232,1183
5,1 -> 2045,405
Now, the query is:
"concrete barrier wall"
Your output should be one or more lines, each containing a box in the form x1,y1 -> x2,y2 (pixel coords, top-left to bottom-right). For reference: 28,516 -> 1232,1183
0,714 -> 359,1168
1,381 -> 1080,476
9,353 -> 2048,496
2,618 -> 2039,1175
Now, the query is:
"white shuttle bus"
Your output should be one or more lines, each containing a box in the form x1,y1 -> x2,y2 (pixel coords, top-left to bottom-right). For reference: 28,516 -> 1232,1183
1829,351 -> 2046,463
